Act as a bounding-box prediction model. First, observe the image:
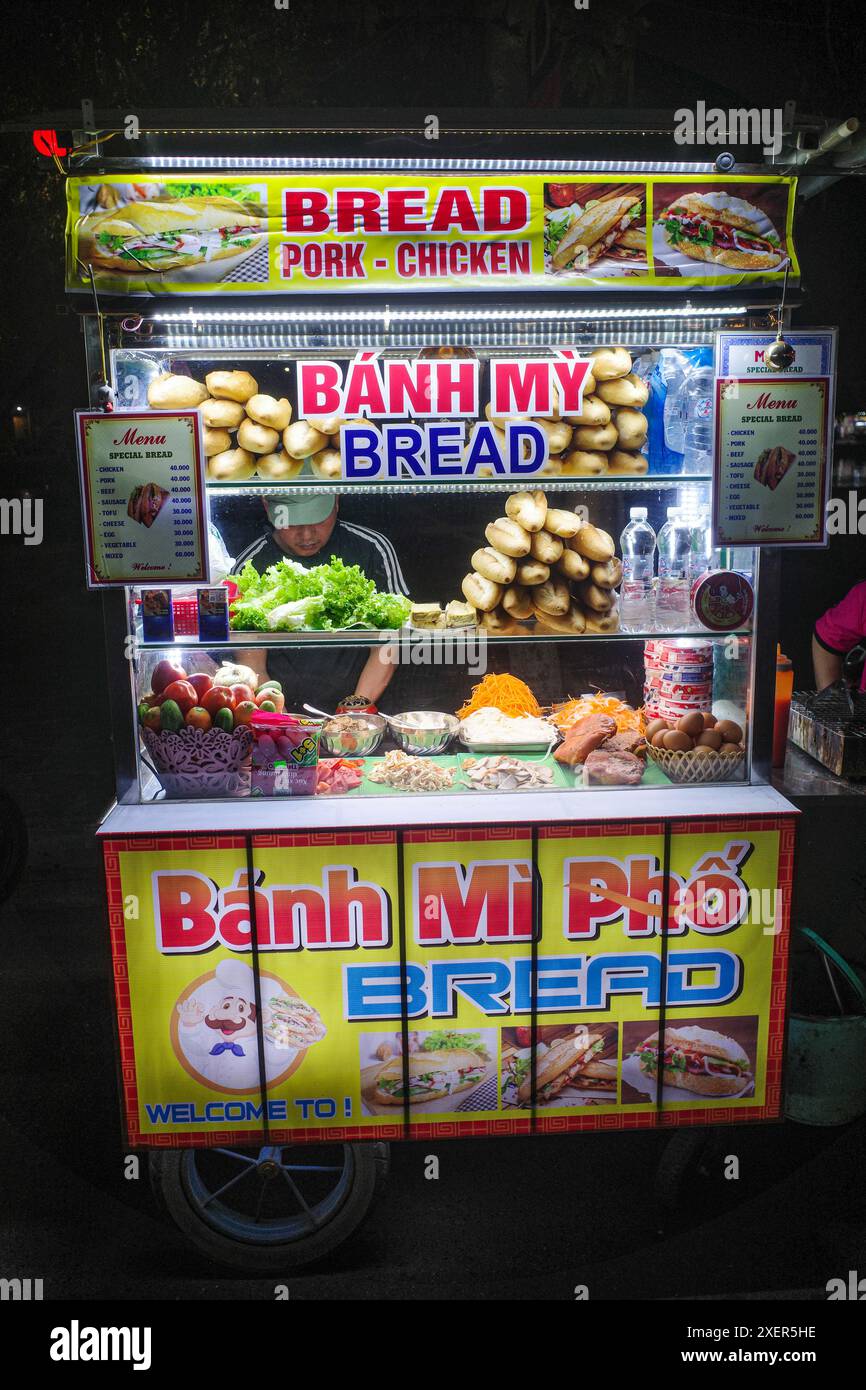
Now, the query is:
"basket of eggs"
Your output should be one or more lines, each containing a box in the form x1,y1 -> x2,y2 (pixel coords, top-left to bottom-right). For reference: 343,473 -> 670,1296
644,711 -> 746,784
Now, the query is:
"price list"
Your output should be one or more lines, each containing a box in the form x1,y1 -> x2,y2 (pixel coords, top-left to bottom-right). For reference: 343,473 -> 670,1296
713,377 -> 830,547
76,411 -> 209,587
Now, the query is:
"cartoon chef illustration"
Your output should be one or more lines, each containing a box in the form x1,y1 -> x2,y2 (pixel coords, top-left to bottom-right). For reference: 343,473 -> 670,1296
174,959 -> 327,1092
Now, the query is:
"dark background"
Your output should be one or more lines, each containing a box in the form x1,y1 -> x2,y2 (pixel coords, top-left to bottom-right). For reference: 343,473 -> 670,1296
1,0 -> 865,1301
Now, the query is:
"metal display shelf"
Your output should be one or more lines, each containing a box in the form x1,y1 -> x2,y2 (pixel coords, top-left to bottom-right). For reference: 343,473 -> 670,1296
134,625 -> 752,650
206,474 -> 713,497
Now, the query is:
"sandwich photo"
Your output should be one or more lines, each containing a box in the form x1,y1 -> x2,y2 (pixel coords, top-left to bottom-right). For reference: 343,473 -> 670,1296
754,444 -> 796,490
657,190 -> 785,271
263,993 -> 327,1050
127,482 -> 169,528
544,183 -> 646,275
370,1030 -> 490,1106
519,1027 -> 615,1105
634,1026 -> 753,1098
78,195 -> 265,274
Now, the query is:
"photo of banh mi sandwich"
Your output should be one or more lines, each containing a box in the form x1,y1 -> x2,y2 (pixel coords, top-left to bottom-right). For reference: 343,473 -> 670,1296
79,195 -> 265,274
636,1026 -> 753,1098
373,1039 -> 489,1105
263,994 -> 327,1050
658,191 -> 785,271
518,1027 -> 617,1106
544,183 -> 645,274
754,444 -> 796,490
127,482 -> 169,528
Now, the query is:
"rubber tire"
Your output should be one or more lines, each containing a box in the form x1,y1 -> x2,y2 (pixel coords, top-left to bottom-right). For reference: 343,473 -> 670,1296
149,1143 -> 389,1273
0,789 -> 27,905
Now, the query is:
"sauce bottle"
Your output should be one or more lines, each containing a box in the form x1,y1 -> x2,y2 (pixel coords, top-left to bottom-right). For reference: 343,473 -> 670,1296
773,646 -> 794,767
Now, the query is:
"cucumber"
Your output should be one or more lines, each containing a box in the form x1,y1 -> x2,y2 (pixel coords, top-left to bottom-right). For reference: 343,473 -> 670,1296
214,706 -> 234,733
160,699 -> 184,733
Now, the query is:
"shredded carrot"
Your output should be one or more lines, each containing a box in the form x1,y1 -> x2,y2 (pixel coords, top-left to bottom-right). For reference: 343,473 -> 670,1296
550,694 -> 643,734
456,673 -> 542,720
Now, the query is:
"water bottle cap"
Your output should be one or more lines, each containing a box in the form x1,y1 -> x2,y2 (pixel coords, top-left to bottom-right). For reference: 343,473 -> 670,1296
666,506 -> 679,518
629,507 -> 648,519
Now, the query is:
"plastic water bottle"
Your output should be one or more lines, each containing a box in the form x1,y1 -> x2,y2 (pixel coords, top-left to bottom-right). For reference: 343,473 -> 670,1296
656,507 -> 692,631
682,366 -> 714,473
686,506 -> 713,586
619,507 -> 657,633
661,352 -> 690,455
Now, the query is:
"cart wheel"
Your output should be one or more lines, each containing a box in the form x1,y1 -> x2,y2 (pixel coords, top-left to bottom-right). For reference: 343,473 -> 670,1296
0,789 -> 27,904
149,1142 -> 389,1273
654,1129 -> 718,1212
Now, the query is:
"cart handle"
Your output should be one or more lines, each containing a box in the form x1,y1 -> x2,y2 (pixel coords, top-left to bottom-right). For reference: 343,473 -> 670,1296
798,927 -> 866,1014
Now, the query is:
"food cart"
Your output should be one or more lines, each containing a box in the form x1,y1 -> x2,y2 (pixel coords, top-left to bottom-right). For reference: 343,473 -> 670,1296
65,116 -> 819,1268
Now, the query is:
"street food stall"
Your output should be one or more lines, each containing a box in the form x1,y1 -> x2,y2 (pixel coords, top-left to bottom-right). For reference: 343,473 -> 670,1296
64,115 -> 837,1265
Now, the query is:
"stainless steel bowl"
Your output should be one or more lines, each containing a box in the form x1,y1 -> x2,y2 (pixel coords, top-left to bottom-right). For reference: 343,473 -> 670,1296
320,713 -> 386,757
389,711 -> 459,755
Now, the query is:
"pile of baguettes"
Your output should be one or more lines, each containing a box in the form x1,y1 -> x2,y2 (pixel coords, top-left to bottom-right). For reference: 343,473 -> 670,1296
146,370 -> 345,481
461,488 -> 622,635
497,344 -> 649,477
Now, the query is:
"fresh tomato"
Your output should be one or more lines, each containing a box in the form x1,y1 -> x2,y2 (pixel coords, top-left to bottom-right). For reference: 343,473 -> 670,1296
143,691 -> 168,708
255,688 -> 285,712
546,182 -> 578,207
202,686 -> 235,717
188,673 -> 213,700
151,659 -> 187,694
514,1026 -> 534,1047
185,706 -> 213,731
233,700 -> 258,725
230,683 -> 256,706
143,706 -> 162,731
162,680 -> 198,714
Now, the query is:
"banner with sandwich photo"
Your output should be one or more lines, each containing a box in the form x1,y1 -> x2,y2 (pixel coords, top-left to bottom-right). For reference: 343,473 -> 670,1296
66,171 -> 798,296
360,1030 -> 497,1115
620,1017 -> 757,1104
501,1024 -> 618,1108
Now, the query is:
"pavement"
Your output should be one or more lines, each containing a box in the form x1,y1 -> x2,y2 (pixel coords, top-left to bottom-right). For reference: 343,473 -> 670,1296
2,862 -> 865,1301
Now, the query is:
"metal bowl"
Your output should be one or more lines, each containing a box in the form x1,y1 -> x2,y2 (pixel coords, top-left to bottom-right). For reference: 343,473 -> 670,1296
388,711 -> 459,755
320,713 -> 386,757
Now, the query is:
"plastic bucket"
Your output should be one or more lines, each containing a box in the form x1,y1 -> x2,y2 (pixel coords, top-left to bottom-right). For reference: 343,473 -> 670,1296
784,927 -> 866,1126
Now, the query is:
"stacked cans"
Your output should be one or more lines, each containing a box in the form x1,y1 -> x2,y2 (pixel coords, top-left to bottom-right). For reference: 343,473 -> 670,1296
644,639 -> 714,723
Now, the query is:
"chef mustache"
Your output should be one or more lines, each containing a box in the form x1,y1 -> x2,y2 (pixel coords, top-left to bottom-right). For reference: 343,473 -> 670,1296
205,1010 -> 256,1033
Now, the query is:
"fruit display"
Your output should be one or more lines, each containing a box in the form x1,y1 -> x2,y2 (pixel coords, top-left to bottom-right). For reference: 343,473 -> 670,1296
138,659 -> 285,734
460,489 -> 622,634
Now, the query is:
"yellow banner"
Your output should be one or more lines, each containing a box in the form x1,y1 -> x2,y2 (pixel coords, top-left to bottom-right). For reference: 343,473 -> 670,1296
67,172 -> 799,295
106,820 -> 792,1144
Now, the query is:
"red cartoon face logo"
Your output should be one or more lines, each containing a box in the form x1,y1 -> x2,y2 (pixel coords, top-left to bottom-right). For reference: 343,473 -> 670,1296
32,130 -> 67,157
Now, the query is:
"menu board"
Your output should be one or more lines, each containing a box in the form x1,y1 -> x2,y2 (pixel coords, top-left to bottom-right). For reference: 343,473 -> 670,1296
76,410 -> 209,586
713,329 -> 836,547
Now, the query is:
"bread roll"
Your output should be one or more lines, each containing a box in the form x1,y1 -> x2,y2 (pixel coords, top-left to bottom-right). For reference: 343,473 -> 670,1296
614,408 -> 648,450
310,448 -> 342,479
205,370 -> 258,403
529,529 -> 564,564
505,490 -> 547,533
590,557 -> 623,589
502,584 -> 535,620
515,559 -> 549,586
305,414 -> 346,435
585,604 -> 620,633
207,447 -> 256,481
534,417 -> 573,454
284,421 -> 329,459
546,377 -> 596,420
573,421 -> 618,452
147,374 -> 208,409
201,398 -> 246,429
556,549 -> 590,581
537,457 -> 563,476
237,418 -> 281,455
471,547 -> 517,585
533,602 -> 586,635
566,394 -> 611,427
571,524 -> 615,562
608,449 -> 649,475
245,394 -> 292,431
596,372 -> 649,407
533,578 -> 571,616
203,427 -> 231,457
256,451 -> 303,480
485,518 -> 531,558
479,605 -> 518,634
461,572 -> 502,612
562,449 -> 608,476
589,346 -> 632,381
543,508 -> 581,538
577,579 -> 616,612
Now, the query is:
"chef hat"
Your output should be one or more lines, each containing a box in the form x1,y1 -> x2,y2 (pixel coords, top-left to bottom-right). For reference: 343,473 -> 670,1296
215,959 -> 256,1000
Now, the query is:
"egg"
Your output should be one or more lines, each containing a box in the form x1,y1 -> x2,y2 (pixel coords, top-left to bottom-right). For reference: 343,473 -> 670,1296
645,718 -> 669,740
696,729 -> 723,750
663,730 -> 693,752
720,741 -> 742,754
702,712 -> 717,729
677,711 -> 705,738
715,720 -> 743,744
651,729 -> 670,749
691,743 -> 714,755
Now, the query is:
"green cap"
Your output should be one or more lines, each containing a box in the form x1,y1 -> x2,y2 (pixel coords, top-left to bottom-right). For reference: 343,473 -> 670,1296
266,494 -> 336,528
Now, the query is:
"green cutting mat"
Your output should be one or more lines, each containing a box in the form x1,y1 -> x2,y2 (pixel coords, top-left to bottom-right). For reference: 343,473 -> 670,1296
348,751 -> 659,796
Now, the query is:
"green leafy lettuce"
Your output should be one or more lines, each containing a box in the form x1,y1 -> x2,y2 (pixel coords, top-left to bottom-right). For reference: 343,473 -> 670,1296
227,555 -> 410,632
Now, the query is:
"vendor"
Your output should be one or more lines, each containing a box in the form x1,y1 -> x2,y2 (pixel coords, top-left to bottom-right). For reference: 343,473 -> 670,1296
230,493 -> 408,711
812,580 -> 866,691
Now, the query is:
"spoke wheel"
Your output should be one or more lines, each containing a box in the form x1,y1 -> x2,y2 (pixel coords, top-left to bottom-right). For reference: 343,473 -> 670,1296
150,1141 -> 388,1272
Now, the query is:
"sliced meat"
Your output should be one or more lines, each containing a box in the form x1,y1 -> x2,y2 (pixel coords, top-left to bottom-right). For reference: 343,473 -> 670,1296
582,748 -> 645,785
754,449 -> 770,486
554,713 -> 617,766
606,730 -> 645,755
767,445 -> 796,490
